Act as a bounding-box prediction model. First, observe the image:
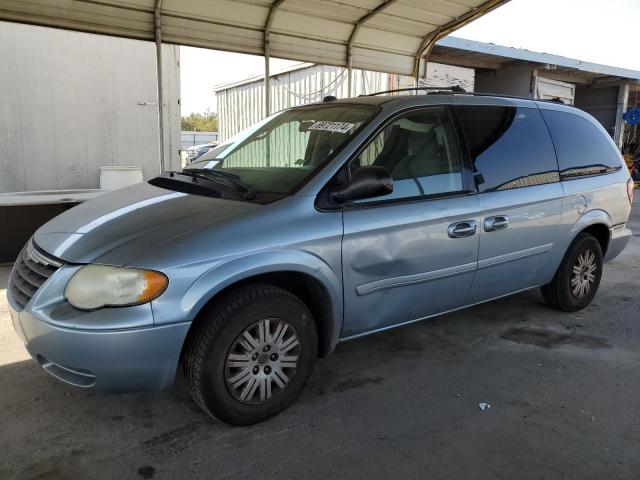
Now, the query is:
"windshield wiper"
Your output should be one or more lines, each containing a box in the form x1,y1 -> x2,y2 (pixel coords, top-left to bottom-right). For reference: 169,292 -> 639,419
151,172 -> 223,198
173,170 -> 214,182
184,169 -> 256,200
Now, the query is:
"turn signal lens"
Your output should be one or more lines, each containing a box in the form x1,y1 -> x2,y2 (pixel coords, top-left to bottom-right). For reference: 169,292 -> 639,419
140,270 -> 169,303
65,265 -> 168,310
628,178 -> 635,205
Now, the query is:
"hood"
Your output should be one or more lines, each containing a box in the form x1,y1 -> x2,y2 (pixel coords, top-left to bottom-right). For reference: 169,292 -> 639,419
34,182 -> 260,265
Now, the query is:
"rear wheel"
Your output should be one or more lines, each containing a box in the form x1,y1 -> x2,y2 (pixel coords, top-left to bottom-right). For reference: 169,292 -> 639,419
183,284 -> 317,425
541,233 -> 603,312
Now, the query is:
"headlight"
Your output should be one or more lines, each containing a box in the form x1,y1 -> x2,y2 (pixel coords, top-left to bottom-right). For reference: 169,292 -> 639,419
65,265 -> 168,310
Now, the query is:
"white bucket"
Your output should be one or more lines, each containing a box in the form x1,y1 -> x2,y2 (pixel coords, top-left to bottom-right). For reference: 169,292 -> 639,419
99,165 -> 143,191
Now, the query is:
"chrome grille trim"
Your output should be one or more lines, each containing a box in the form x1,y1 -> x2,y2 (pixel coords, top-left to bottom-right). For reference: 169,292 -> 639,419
26,238 -> 62,268
8,239 -> 63,311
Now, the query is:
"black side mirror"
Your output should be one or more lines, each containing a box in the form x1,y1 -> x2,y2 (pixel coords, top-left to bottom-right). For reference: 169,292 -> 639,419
331,166 -> 393,203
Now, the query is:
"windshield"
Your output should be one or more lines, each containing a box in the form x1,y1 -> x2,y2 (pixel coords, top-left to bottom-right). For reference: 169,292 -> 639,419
183,104 -> 378,200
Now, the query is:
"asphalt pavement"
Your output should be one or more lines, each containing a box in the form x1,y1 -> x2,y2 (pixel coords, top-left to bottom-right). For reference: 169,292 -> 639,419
1,198 -> 639,480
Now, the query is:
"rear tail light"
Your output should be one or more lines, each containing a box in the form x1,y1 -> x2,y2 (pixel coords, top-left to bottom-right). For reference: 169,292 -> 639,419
628,178 -> 635,205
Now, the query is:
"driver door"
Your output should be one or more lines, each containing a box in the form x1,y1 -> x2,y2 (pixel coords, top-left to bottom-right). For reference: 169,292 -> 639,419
340,106 -> 481,338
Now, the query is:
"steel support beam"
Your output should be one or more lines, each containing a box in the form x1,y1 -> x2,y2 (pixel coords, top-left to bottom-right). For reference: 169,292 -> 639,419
346,0 -> 398,97
154,0 -> 165,172
412,0 -> 511,82
264,0 -> 285,118
614,82 -> 630,148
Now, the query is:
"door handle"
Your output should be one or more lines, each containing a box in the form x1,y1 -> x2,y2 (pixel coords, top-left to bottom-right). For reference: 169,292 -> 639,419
448,220 -> 478,238
484,215 -> 509,232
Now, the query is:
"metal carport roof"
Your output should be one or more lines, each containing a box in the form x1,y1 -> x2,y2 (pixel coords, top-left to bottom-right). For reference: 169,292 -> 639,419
432,36 -> 640,83
0,0 -> 511,169
0,0 -> 509,77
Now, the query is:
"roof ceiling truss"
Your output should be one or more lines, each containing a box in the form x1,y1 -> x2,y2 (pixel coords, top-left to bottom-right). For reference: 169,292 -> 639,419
0,0 -> 511,77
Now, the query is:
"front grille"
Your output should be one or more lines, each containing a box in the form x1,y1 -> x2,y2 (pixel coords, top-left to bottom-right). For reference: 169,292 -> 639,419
8,239 -> 63,311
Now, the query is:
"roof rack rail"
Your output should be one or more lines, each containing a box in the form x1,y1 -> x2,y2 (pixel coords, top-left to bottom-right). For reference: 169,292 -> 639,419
361,85 -> 467,96
444,91 -> 570,104
361,87 -> 573,106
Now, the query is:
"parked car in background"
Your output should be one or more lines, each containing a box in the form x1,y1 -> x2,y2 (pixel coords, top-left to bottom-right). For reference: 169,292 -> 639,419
8,91 -> 633,426
185,143 -> 218,163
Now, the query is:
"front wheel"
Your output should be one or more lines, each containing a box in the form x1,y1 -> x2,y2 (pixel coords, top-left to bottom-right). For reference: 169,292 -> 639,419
183,284 -> 317,425
541,233 -> 603,312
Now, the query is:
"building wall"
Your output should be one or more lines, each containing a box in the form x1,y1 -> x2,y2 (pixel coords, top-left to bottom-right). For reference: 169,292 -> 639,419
216,65 -> 386,141
217,62 -> 475,141
574,85 -> 620,139
0,22 -> 181,193
475,64 -> 535,98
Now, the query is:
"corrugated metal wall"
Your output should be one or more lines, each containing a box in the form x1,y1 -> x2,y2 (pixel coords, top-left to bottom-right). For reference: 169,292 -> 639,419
217,65 -> 387,141
217,62 -> 475,141
0,22 -> 181,193
222,122 -> 308,168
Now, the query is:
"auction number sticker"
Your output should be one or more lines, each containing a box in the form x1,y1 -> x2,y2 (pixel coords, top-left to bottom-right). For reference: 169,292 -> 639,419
308,121 -> 355,134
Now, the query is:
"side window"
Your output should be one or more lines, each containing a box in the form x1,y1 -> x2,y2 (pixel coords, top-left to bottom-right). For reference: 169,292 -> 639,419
540,109 -> 623,179
350,107 -> 464,202
454,106 -> 559,192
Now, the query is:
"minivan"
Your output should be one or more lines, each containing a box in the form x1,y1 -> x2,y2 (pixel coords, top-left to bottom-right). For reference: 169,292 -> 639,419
8,91 -> 634,425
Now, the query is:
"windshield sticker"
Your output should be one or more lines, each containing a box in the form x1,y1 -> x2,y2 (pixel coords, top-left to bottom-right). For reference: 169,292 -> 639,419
308,121 -> 355,134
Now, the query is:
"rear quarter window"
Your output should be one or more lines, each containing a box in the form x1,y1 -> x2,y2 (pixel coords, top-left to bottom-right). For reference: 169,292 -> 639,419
539,109 -> 623,179
454,105 -> 559,192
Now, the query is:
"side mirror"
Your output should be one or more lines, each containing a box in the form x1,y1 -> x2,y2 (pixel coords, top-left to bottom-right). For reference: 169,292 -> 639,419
331,166 -> 393,203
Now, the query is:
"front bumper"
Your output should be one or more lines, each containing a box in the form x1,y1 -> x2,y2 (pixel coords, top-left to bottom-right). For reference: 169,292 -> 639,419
8,302 -> 190,393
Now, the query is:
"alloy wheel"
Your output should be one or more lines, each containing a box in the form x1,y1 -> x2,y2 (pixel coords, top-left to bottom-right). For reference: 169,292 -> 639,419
224,318 -> 301,404
570,249 -> 597,299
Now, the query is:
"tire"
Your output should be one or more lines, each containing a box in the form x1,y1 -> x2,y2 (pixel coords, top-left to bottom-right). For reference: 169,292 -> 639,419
183,284 -> 317,426
541,233 -> 603,312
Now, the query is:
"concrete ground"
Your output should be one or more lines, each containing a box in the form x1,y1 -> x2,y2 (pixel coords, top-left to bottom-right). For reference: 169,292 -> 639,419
1,199 -> 639,480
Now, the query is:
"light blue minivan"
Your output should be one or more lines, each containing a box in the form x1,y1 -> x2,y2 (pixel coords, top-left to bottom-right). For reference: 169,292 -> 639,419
8,91 -> 634,424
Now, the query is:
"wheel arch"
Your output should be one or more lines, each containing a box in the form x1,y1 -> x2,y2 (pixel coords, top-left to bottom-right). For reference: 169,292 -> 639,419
569,209 -> 612,256
180,252 -> 343,359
